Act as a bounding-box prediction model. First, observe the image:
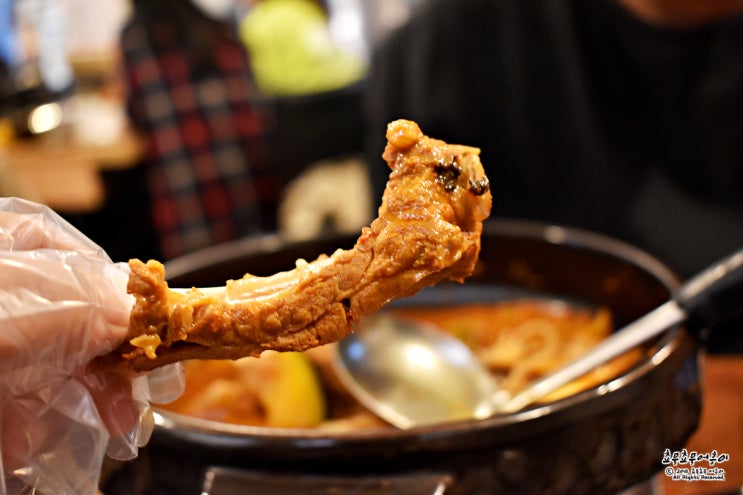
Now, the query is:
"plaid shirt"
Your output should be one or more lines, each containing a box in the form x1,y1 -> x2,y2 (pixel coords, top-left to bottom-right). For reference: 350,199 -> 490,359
121,15 -> 280,260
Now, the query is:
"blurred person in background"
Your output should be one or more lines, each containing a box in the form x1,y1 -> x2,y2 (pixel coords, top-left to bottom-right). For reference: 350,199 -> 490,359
363,0 -> 743,352
121,0 -> 281,260
364,0 -> 743,281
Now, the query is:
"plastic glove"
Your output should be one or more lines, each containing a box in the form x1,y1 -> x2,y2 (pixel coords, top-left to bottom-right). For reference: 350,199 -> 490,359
0,197 -> 185,495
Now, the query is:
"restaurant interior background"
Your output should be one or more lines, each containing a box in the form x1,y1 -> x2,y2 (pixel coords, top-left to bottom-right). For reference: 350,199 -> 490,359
0,0 -> 422,261
0,1 -> 741,494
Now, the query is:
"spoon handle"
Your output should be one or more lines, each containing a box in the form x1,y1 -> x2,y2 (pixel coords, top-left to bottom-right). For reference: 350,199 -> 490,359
675,247 -> 743,331
499,247 -> 743,414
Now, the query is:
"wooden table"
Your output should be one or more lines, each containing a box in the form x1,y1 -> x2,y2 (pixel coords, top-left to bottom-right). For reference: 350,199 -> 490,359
0,126 -> 143,214
662,354 -> 743,495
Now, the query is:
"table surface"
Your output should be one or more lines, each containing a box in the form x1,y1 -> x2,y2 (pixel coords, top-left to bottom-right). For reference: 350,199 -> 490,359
0,119 -> 143,214
662,354 -> 743,495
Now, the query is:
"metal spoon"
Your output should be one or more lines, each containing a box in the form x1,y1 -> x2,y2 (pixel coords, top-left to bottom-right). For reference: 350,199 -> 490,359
334,248 -> 743,429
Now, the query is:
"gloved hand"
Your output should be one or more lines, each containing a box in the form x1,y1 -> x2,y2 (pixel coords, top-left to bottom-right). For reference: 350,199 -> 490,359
0,197 -> 184,495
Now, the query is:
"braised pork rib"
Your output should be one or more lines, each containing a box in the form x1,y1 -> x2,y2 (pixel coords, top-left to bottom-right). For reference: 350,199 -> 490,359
99,120 -> 492,372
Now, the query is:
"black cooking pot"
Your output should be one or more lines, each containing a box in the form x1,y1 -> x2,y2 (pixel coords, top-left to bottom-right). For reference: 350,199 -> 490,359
104,220 -> 701,495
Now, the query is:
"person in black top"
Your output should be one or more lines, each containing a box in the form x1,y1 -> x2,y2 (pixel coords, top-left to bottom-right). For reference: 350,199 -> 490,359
364,0 -> 742,279
363,0 -> 743,350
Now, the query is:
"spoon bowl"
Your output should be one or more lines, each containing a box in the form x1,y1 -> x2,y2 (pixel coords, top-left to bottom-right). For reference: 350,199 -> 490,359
335,315 -> 508,429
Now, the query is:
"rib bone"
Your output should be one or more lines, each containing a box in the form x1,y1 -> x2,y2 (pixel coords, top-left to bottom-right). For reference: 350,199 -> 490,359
97,120 -> 492,372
